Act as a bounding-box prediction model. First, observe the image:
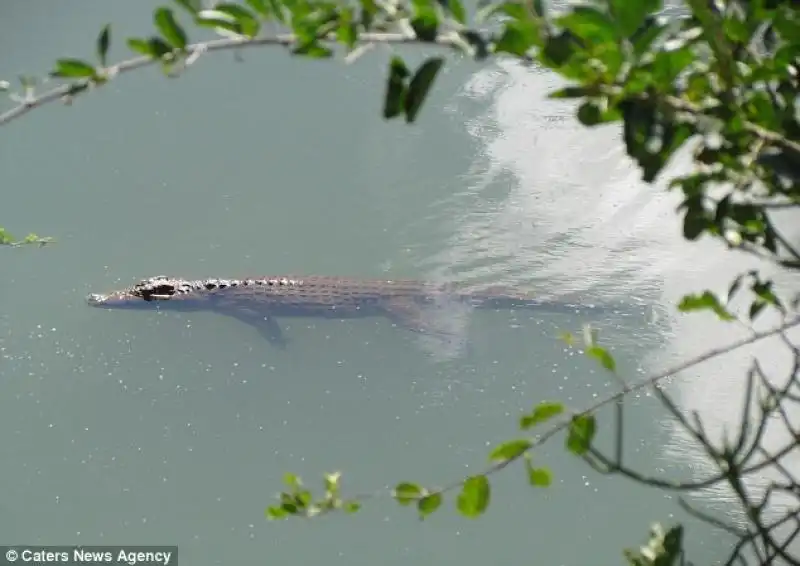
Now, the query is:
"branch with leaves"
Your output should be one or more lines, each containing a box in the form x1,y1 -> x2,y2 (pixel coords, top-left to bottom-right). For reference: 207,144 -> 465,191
266,315 -> 800,564
2,0 -> 797,293
0,227 -> 53,248
264,315 -> 800,514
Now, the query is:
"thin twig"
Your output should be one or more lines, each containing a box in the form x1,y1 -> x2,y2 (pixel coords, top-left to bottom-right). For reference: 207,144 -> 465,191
656,94 -> 800,159
0,31 -> 467,127
2,27 -> 799,168
677,496 -> 747,537
337,316 -> 800,504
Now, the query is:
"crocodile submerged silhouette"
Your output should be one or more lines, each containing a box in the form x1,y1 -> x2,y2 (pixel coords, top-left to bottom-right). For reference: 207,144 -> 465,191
87,275 -> 613,347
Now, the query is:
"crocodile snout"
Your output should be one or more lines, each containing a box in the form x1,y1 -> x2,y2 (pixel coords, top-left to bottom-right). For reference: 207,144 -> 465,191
87,293 -> 107,305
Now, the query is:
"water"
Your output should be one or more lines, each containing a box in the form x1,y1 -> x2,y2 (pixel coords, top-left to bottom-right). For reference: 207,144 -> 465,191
2,1 -> 798,564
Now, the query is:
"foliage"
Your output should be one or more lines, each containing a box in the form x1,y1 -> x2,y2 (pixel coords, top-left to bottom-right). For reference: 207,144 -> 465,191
0,227 -> 53,247
2,0 -> 799,564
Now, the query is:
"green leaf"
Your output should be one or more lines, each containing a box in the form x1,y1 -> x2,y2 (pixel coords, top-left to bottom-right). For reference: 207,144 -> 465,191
751,279 -> 782,312
494,20 -> 540,56
438,0 -> 466,24
678,291 -> 735,321
393,482 -> 423,505
540,31 -> 582,71
586,345 -> 616,372
245,0 -> 270,17
150,37 -> 175,58
283,472 -> 301,489
577,101 -> 602,126
661,524 -> 685,564
578,100 -> 621,124
456,476 -> 490,517
335,7 -> 358,49
411,0 -> 440,41
749,300 -> 766,321
323,471 -> 341,494
359,0 -> 378,28
97,24 -> 111,67
462,30 -> 490,60
520,401 -> 565,430
489,439 -> 532,462
525,460 -> 553,487
619,99 -> 692,183
292,42 -> 334,58
337,21 -> 358,49
727,273 -> 746,303
342,500 -> 361,513
620,98 -> 655,168
630,14 -> 667,56
195,9 -> 244,35
154,7 -> 188,49
548,86 -> 589,99
404,57 -> 444,123
384,57 -> 409,120
418,492 -> 442,518
723,14 -> 749,43
650,46 -> 695,89
556,6 -> 617,44
681,199 -> 711,240
0,228 -> 14,245
289,488 -> 312,509
50,59 -> 97,79
266,505 -> 288,519
608,0 -> 663,38
214,3 -> 261,37
566,414 -> 596,455
22,233 -> 49,245
127,38 -> 154,56
476,0 -> 523,23
173,0 -> 202,14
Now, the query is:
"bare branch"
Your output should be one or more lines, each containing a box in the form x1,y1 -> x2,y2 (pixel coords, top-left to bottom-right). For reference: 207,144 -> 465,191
341,316 -> 800,505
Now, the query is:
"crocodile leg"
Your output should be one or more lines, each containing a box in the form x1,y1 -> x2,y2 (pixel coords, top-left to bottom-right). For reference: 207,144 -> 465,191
381,298 -> 431,333
382,297 -> 472,358
382,297 -> 467,338
221,307 -> 288,349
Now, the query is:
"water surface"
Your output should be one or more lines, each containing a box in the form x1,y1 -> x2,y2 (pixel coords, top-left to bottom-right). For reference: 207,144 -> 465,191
2,1 -> 793,564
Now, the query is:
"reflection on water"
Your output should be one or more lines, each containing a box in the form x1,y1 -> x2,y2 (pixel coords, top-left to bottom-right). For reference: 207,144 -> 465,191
436,60 -> 675,306
438,56 -> 800,550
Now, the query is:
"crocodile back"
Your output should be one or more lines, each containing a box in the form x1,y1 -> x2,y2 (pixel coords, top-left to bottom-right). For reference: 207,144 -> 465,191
209,275 -> 443,313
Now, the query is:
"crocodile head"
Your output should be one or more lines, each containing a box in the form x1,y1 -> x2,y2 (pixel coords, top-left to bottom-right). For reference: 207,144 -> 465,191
87,276 -> 224,309
87,275 -> 304,309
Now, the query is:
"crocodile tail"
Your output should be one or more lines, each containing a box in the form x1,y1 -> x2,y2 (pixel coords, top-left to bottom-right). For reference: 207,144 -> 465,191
460,285 -> 541,308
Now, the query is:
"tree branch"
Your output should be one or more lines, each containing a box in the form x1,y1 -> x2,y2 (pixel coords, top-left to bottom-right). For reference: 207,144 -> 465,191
648,93 -> 800,160
339,316 -> 800,505
0,30 -> 470,128
5,25 -> 799,172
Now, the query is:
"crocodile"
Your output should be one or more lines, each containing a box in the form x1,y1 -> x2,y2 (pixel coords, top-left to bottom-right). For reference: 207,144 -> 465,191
86,275 -> 608,346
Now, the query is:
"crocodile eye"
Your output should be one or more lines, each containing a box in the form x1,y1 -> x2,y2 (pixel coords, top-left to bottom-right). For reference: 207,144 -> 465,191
139,283 -> 177,300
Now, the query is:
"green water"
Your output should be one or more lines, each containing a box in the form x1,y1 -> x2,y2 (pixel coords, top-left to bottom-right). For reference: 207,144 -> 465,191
0,1 -> 759,564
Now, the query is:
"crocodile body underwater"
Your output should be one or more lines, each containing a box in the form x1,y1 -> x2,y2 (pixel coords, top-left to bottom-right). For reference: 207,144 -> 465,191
87,275 -> 615,346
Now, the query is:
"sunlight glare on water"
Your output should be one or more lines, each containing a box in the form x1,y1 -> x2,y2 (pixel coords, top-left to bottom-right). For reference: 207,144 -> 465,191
442,57 -> 800,538
438,59 -> 679,305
